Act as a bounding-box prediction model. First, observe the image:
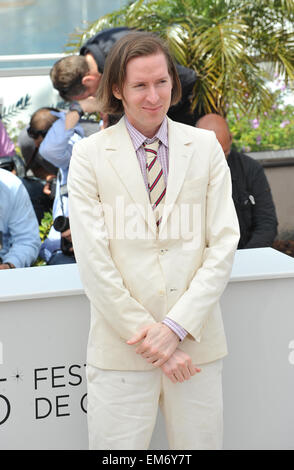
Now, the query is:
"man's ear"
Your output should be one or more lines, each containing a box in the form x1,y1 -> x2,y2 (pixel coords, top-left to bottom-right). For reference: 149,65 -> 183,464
112,85 -> 122,100
81,74 -> 95,87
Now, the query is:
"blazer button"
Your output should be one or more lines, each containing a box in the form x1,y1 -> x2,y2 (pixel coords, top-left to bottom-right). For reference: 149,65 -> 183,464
160,248 -> 168,255
158,290 -> 165,296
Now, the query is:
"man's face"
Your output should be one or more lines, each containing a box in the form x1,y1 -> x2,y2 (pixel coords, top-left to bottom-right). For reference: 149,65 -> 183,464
113,53 -> 173,138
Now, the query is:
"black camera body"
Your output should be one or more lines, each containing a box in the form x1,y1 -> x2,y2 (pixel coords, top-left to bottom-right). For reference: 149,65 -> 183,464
53,216 -> 72,256
48,177 -> 57,200
0,156 -> 15,172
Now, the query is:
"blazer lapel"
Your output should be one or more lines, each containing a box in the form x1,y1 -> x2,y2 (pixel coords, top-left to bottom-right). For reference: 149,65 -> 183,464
159,118 -> 194,234
105,118 -> 157,235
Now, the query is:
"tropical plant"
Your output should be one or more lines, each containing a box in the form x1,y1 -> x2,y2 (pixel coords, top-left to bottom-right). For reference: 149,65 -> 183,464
32,211 -> 53,267
65,0 -> 294,117
39,211 -> 53,243
1,94 -> 31,124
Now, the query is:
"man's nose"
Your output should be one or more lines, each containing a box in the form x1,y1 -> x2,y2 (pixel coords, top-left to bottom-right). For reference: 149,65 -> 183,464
146,85 -> 159,103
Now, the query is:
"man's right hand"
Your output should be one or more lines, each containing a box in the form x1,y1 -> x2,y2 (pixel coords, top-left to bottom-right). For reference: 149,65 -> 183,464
66,97 -> 101,130
160,349 -> 201,383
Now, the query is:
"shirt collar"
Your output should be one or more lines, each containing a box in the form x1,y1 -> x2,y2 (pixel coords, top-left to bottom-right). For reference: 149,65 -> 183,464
125,116 -> 168,151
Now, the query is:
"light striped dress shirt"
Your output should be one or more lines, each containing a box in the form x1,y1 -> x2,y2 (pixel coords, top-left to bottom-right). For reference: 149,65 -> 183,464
125,116 -> 187,342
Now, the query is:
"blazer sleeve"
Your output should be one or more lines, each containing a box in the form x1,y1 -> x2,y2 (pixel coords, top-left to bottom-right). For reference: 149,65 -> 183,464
166,135 -> 240,342
67,138 -> 157,341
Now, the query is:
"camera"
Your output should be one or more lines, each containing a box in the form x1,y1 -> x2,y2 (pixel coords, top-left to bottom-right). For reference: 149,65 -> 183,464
53,216 -> 72,255
48,177 -> 57,200
0,156 -> 15,172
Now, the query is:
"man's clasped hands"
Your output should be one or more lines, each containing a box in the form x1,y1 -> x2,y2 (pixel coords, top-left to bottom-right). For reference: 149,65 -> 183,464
127,322 -> 201,383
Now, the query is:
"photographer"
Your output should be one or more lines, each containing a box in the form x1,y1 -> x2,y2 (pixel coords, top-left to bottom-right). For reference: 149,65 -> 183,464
0,168 -> 41,269
18,108 -> 59,224
37,98 -> 101,264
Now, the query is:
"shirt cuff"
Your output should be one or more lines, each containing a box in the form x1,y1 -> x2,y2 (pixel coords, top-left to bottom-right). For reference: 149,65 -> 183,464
162,318 -> 188,342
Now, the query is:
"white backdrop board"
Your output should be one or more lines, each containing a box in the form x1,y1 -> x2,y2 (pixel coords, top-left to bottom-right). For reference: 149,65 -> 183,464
0,265 -> 89,449
0,248 -> 294,449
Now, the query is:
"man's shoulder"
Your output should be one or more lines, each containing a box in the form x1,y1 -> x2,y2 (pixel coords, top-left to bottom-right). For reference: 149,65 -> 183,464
0,168 -> 22,193
168,118 -> 217,142
73,117 -> 124,152
229,148 -> 263,172
82,27 -> 130,47
0,170 -> 26,214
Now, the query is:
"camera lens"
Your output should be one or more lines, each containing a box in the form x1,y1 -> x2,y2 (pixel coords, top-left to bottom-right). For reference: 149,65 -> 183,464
53,216 -> 70,232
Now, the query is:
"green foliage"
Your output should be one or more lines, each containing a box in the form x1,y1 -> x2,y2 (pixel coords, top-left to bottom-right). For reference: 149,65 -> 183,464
65,0 -> 294,117
32,211 -> 53,267
228,97 -> 294,152
1,95 -> 31,124
33,257 -> 47,267
39,211 -> 53,243
1,95 -> 31,150
5,120 -> 26,149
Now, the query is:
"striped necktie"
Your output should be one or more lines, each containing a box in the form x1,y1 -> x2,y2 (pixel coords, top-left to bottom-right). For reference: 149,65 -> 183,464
143,139 -> 166,228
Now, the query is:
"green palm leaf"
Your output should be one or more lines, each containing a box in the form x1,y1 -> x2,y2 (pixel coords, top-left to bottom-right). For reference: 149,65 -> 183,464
64,0 -> 294,116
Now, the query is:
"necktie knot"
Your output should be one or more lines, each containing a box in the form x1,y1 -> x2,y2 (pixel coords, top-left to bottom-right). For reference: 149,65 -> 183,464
143,139 -> 159,160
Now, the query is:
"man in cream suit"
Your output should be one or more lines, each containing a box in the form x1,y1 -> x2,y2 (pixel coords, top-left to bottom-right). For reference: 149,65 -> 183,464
68,32 -> 240,450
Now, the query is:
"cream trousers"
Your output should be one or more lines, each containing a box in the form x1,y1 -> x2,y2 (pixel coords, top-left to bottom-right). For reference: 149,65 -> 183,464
86,359 -> 223,450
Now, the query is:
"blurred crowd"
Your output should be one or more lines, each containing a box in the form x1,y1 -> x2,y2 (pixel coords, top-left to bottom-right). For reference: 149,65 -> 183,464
0,27 -> 278,270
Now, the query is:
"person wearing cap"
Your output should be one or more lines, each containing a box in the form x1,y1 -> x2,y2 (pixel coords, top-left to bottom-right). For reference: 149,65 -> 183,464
0,168 -> 41,269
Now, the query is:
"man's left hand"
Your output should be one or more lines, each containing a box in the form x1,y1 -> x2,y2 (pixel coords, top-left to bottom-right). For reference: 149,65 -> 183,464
0,263 -> 15,270
127,323 -> 180,367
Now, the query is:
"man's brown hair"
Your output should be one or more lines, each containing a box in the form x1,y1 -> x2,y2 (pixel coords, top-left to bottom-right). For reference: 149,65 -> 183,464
50,55 -> 89,101
97,31 -> 182,115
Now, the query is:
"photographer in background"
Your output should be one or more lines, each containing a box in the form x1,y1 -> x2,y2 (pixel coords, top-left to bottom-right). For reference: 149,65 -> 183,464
37,97 -> 101,265
0,168 -> 41,269
18,107 -> 59,224
51,26 -> 198,126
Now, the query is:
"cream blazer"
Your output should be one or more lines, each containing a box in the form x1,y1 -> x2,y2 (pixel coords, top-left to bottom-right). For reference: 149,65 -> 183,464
68,117 -> 240,370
